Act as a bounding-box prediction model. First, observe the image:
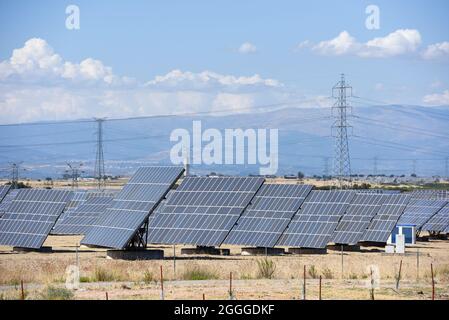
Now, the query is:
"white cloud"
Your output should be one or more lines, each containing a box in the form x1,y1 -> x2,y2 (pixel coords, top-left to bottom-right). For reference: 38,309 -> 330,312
238,42 -> 257,54
313,31 -> 359,56
0,38 -> 287,124
422,41 -> 449,60
146,69 -> 281,89
423,90 -> 449,105
311,29 -> 422,58
0,38 -> 130,85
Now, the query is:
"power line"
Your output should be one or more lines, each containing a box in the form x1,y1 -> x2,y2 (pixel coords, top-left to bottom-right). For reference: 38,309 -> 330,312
0,98 -> 332,128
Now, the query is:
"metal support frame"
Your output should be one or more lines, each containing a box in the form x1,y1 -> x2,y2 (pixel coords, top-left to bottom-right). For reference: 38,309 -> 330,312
127,218 -> 149,250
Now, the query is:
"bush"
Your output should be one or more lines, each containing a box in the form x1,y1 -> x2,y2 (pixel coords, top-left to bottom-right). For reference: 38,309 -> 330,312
256,258 -> 276,279
93,267 -> 115,282
308,265 -> 318,279
321,267 -> 333,279
142,270 -> 155,284
181,265 -> 218,280
40,286 -> 74,300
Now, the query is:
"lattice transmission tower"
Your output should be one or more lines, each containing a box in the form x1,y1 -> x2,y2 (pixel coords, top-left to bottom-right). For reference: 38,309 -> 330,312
94,118 -> 106,189
332,74 -> 352,189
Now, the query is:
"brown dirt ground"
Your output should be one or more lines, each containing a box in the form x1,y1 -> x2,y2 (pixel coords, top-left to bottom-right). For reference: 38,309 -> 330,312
0,235 -> 448,300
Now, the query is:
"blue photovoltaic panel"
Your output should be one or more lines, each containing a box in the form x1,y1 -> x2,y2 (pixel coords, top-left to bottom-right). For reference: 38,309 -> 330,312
356,189 -> 401,194
397,199 -> 447,229
0,185 -> 10,202
362,194 -> 410,243
332,193 -> 388,245
277,190 -> 356,248
223,184 -> 313,247
52,189 -> 119,233
0,189 -> 73,248
81,166 -> 184,249
407,190 -> 449,200
147,176 -> 264,247
52,196 -> 114,235
421,203 -> 449,233
0,189 -> 19,217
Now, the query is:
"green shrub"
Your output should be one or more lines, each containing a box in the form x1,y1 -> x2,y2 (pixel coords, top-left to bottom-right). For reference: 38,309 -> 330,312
93,267 -> 115,282
40,286 -> 74,300
142,270 -> 155,284
321,267 -> 334,279
256,258 -> 276,279
181,265 -> 218,280
308,265 -> 318,279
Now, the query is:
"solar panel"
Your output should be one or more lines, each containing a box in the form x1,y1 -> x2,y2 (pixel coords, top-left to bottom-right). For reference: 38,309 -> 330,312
0,185 -> 11,202
52,195 -> 114,235
81,166 -> 184,249
362,194 -> 410,243
52,189 -> 119,231
0,189 -> 19,217
223,184 -> 313,247
397,199 -> 447,230
421,203 -> 449,233
147,176 -> 264,247
0,189 -> 73,248
332,193 -> 388,245
277,190 -> 356,248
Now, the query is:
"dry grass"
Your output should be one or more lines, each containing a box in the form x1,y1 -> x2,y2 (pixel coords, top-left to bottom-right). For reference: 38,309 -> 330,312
0,236 -> 448,300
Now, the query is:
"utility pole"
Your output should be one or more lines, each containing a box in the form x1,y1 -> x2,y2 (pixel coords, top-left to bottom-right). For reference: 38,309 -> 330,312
94,118 -> 106,190
412,159 -> 417,176
445,157 -> 448,180
323,157 -> 330,178
373,156 -> 378,176
10,162 -> 20,189
332,74 -> 352,189
66,162 -> 83,189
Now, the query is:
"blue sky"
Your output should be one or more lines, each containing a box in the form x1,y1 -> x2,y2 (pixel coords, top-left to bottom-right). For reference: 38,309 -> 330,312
0,0 -> 449,124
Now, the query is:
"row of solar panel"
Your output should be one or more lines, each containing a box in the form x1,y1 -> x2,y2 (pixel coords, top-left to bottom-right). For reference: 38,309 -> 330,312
0,167 -> 448,250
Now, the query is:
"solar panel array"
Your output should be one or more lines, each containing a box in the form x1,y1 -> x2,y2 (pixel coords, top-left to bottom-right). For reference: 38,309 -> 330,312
52,195 -> 114,235
407,190 -> 449,200
81,166 -> 184,249
0,189 -> 73,248
356,189 -> 401,194
332,193 -> 387,245
277,190 -> 356,248
421,203 -> 449,233
362,194 -> 410,243
0,187 -> 16,218
397,199 -> 447,229
147,176 -> 264,247
223,184 -> 313,247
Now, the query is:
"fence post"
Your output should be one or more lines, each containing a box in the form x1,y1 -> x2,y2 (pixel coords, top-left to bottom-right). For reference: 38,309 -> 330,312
105,292 -> 109,300
173,245 -> 176,279
20,280 -> 25,300
319,275 -> 322,300
395,260 -> 403,290
303,265 -> 306,300
229,272 -> 233,300
160,265 -> 165,300
341,245 -> 344,279
431,263 -> 435,300
416,248 -> 420,282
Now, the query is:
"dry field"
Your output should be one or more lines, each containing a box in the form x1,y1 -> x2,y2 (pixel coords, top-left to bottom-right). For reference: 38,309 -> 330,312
0,235 -> 448,300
